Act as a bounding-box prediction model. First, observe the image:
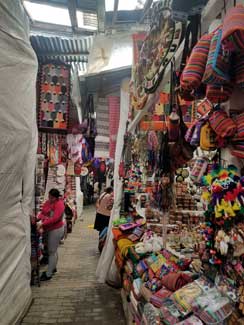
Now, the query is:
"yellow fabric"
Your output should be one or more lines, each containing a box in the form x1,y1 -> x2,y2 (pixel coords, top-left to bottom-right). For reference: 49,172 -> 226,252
117,239 -> 134,257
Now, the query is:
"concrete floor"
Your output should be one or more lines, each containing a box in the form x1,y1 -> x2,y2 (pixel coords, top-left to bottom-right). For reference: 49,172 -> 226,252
22,206 -> 125,325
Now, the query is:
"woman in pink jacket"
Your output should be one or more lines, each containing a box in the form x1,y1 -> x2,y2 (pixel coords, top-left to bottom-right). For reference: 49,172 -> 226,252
37,189 -> 65,281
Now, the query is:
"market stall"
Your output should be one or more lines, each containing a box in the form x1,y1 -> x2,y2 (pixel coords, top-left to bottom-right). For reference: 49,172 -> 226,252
97,1 -> 244,324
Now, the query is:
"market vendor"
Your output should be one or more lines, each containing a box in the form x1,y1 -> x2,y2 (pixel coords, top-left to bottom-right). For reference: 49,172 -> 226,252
37,188 -> 65,281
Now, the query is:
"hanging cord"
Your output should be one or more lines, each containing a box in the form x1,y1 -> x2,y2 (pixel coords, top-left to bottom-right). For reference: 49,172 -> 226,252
223,0 -> 227,14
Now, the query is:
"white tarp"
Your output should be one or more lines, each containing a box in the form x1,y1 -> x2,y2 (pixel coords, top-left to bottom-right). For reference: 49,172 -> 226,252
96,78 -> 130,283
0,1 -> 38,323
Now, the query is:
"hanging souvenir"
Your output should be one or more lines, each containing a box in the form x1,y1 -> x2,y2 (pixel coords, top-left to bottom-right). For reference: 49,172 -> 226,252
180,33 -> 212,91
206,83 -> 233,103
209,108 -> 237,138
203,26 -> 231,85
200,123 -> 217,151
136,1 -> 184,94
221,4 -> 244,52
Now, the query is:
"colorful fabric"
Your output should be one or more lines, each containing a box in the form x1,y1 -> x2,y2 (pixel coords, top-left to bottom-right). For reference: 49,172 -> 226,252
117,238 -> 134,257
209,109 -> 237,138
66,134 -> 83,163
203,27 -> 231,85
172,281 -> 203,316
150,287 -> 172,308
159,298 -> 182,324
39,63 -> 70,129
161,272 -> 193,292
180,33 -> 212,91
234,51 -> 244,87
108,96 -> 120,159
95,97 -> 109,158
222,4 -> 244,52
206,83 -> 233,103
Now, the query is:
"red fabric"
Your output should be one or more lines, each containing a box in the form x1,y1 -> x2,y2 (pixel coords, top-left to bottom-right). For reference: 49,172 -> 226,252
108,96 -> 120,159
38,199 -> 65,231
161,272 -> 193,292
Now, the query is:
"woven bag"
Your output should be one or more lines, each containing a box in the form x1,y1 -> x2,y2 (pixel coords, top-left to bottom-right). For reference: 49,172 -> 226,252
222,5 -> 244,52
203,27 -> 231,85
180,33 -> 212,91
209,109 -> 237,138
206,84 -> 233,103
234,51 -> 244,88
233,112 -> 244,141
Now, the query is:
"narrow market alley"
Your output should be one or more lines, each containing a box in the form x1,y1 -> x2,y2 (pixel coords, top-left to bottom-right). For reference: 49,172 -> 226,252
22,206 -> 125,325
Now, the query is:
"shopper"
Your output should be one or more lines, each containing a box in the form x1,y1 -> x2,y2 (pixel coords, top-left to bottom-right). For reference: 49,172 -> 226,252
94,187 -> 113,251
37,189 -> 65,281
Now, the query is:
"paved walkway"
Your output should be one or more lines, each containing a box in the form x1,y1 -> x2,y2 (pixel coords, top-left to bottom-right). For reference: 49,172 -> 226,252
22,206 -> 125,325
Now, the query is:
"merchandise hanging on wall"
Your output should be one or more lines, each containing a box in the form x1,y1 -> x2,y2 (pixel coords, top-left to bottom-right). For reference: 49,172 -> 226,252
108,96 -> 120,159
38,63 -> 70,130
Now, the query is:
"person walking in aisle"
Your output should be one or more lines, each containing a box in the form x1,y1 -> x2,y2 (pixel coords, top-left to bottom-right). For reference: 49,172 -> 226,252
94,187 -> 113,251
37,188 -> 65,281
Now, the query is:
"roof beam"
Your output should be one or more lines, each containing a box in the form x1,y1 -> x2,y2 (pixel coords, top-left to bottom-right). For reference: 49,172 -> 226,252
97,0 -> 105,33
30,21 -> 94,37
68,0 -> 78,31
112,0 -> 119,27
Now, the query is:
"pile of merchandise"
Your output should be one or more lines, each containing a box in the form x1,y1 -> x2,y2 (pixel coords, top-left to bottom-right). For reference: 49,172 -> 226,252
112,161 -> 244,324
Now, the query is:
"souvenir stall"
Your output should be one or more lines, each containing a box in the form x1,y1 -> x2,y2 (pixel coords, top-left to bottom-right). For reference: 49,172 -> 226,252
97,1 -> 244,324
32,60 -> 92,278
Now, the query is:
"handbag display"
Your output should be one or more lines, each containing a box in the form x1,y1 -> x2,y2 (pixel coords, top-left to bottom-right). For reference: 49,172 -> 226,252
209,108 -> 237,138
203,27 -> 231,85
180,33 -> 212,91
221,4 -> 244,52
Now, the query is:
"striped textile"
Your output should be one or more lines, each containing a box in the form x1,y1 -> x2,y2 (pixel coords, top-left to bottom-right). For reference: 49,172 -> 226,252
233,112 -> 244,140
222,5 -> 244,52
180,33 -> 212,91
108,96 -> 120,159
203,27 -> 231,85
206,83 -> 233,103
234,51 -> 244,88
209,110 -> 237,138
95,98 -> 109,158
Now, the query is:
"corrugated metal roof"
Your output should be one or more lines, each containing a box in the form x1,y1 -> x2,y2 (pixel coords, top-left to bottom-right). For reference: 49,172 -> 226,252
30,34 -> 93,72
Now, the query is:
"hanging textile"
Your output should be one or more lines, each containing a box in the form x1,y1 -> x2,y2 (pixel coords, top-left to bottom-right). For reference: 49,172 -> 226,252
108,96 -> 120,159
38,63 -> 70,130
95,97 -> 110,158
